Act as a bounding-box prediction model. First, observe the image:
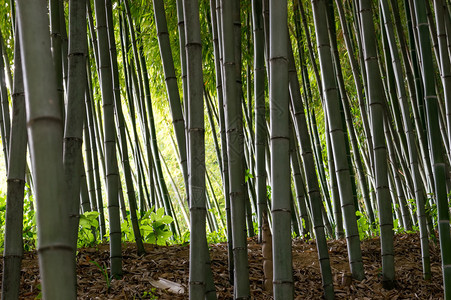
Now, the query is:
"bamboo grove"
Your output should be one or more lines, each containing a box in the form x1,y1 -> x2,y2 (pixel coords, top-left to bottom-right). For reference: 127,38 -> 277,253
0,0 -> 449,299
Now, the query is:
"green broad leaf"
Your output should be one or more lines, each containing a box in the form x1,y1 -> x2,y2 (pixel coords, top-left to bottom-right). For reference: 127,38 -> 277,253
152,220 -> 164,229
156,207 -> 165,219
146,234 -> 156,244
393,219 -> 399,229
143,210 -> 153,219
160,215 -> 173,224
140,218 -> 151,226
121,222 -> 129,230
159,230 -> 172,239
141,225 -> 153,233
154,227 -> 165,234
79,217 -> 91,228
85,212 -> 100,222
90,219 -> 99,229
245,169 -> 254,183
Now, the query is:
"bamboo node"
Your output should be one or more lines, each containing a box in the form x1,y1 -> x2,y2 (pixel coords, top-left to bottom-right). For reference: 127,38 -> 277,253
38,244 -> 73,253
271,208 -> 291,213
6,178 -> 25,184
233,246 -> 247,251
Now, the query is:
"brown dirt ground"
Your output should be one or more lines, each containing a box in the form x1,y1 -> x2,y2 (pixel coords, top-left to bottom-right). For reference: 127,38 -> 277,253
0,232 -> 444,299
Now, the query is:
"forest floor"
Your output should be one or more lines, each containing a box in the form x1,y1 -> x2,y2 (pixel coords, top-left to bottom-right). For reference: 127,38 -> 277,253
1,232 -> 444,299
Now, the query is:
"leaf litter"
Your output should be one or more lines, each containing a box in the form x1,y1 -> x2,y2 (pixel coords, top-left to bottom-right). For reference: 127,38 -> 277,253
0,232 -> 444,299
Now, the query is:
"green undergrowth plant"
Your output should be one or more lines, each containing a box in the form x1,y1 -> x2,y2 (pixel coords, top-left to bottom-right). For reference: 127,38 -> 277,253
355,206 -> 424,241
0,194 -> 6,253
407,198 -> 418,216
34,283 -> 42,299
0,197 -> 181,251
23,191 -> 37,251
78,211 -> 100,248
172,228 -> 228,246
90,260 -> 111,291
137,289 -> 158,299
253,220 -> 259,237
173,230 -> 190,245
140,207 -> 174,245
121,207 -> 174,246
425,192 -> 451,226
207,227 -> 227,244
0,188 -> 322,252
356,211 -> 374,240
0,191 -> 37,254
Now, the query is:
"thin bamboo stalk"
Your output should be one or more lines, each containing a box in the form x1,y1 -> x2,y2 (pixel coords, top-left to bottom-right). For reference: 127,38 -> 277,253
1,27 -> 27,300
49,0 -> 65,120
105,0 -> 145,255
288,39 -> 335,299
64,0 -> 88,251
312,0 -> 364,281
414,0 -> 451,295
93,0 -> 123,278
85,58 -> 106,238
359,0 -> 395,288
221,0 -> 251,295
269,0 -> 292,296
0,30 -> 10,168
184,0 -> 217,297
210,0 -> 234,283
289,124 -> 312,239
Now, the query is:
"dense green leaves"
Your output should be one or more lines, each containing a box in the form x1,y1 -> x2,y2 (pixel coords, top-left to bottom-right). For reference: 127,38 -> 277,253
140,207 -> 174,245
